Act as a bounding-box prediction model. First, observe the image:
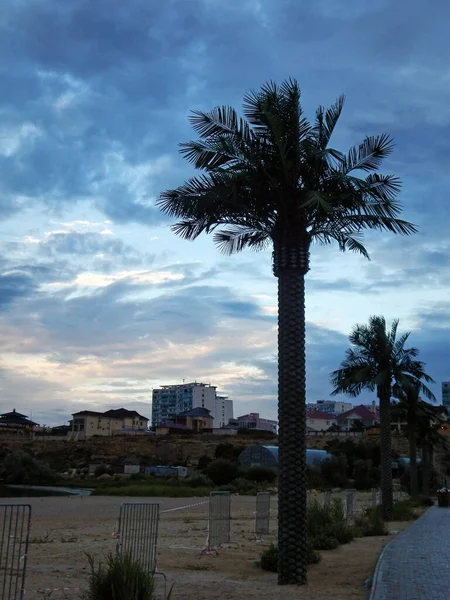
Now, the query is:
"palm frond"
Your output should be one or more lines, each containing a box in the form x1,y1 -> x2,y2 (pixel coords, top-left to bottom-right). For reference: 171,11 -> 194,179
313,95 -> 345,149
340,134 -> 395,174
189,106 -> 251,142
213,228 -> 271,255
179,139 -> 239,170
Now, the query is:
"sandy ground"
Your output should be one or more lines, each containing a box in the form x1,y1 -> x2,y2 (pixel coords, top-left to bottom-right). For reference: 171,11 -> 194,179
4,494 -> 411,600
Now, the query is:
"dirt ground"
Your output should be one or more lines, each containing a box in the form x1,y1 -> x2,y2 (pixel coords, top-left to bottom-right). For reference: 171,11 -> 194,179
9,494 -> 411,600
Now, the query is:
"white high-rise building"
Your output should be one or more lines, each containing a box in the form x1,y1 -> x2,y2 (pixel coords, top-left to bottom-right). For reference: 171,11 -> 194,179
215,396 -> 234,428
151,382 -> 233,427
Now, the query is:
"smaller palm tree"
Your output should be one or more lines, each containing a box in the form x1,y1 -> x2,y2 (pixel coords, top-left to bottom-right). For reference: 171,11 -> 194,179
391,381 -> 436,498
416,409 -> 447,495
330,316 -> 434,519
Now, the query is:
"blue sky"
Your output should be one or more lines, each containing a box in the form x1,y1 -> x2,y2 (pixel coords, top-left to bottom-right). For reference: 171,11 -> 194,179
1,0 -> 449,426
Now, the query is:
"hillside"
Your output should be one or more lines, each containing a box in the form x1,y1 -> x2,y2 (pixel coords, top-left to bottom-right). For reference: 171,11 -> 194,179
0,431 -> 413,472
3,434 -> 274,471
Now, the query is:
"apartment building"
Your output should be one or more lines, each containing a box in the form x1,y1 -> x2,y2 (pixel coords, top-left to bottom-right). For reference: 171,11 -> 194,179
215,396 -> 234,428
151,382 -> 233,427
306,400 -> 353,415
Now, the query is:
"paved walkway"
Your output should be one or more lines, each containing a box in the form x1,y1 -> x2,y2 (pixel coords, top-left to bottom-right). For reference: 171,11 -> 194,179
370,505 -> 450,600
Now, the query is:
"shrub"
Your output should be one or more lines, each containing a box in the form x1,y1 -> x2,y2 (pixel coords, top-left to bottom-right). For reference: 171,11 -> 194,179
214,443 -> 244,463
308,498 -> 354,548
187,473 -> 213,488
320,456 -> 349,489
243,467 -> 277,484
91,484 -> 211,497
94,465 -> 114,478
259,543 -> 321,572
392,500 -> 416,521
354,506 -> 388,537
203,459 -> 240,486
411,495 -> 435,507
82,553 -> 154,600
306,465 -> 325,490
310,534 -> 339,550
352,459 -> 380,490
0,451 -> 56,485
197,455 -> 213,470
228,477 -> 259,494
129,473 -> 147,481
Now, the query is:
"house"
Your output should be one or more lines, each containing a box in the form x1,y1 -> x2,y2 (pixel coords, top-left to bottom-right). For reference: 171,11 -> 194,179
175,407 -> 214,432
336,405 -> 380,431
69,408 -> 149,439
306,410 -> 333,432
0,409 -> 39,437
235,413 -> 277,434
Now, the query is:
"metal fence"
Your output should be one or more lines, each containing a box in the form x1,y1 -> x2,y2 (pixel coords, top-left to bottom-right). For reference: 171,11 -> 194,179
344,489 -> 356,522
0,504 -> 31,600
254,492 -> 271,540
372,487 -> 382,508
202,491 -> 232,554
116,502 -> 166,595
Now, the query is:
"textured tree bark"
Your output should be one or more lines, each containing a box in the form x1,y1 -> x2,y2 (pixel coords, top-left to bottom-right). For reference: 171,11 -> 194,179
274,240 -> 309,585
422,443 -> 430,495
378,386 -> 393,520
429,443 -> 435,491
408,423 -> 418,498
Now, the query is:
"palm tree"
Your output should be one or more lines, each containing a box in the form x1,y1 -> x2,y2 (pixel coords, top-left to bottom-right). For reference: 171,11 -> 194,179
156,79 -> 416,585
330,317 -> 433,519
417,408 -> 447,494
391,378 -> 436,498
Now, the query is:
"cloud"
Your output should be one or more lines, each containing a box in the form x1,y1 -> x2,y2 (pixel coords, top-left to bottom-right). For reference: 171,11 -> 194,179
0,0 -> 449,424
0,272 -> 36,309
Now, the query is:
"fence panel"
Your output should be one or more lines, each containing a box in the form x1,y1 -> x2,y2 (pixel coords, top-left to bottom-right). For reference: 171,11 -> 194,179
116,502 -> 167,597
0,504 -> 31,600
345,490 -> 356,522
323,490 -> 332,508
208,491 -> 231,549
254,492 -> 271,538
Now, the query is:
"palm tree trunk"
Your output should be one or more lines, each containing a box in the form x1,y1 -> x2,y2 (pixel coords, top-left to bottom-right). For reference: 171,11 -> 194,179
429,443 -> 435,491
422,443 -> 430,495
378,386 -> 393,520
408,424 -> 418,498
274,241 -> 309,586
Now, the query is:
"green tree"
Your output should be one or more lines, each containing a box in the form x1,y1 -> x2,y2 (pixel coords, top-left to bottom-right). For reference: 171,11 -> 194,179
0,450 -> 56,485
330,317 -> 433,519
157,79 -> 415,584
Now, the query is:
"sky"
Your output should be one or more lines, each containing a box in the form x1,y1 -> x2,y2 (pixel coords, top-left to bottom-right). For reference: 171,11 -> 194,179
1,0 -> 449,426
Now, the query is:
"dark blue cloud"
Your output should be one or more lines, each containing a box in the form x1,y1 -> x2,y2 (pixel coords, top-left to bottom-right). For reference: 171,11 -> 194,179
0,0 -> 446,229
0,271 -> 36,309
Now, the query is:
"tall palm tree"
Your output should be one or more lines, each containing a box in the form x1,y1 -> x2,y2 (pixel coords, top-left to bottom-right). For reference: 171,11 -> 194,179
330,317 -> 432,519
391,377 -> 436,498
156,79 -> 416,585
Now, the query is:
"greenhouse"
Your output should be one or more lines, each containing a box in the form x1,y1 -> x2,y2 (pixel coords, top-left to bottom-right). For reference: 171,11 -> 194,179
238,445 -> 332,472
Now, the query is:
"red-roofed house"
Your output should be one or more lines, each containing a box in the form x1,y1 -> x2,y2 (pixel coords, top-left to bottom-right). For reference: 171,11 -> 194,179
306,410 -> 333,432
336,405 -> 380,431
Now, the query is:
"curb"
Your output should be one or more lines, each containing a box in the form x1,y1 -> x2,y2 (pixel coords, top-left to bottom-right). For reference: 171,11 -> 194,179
368,504 -> 435,600
368,535 -> 392,600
